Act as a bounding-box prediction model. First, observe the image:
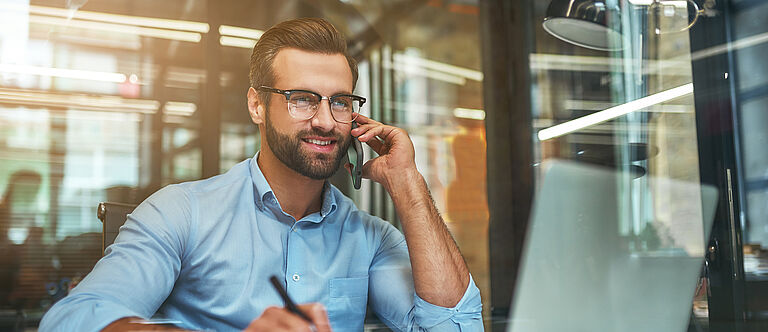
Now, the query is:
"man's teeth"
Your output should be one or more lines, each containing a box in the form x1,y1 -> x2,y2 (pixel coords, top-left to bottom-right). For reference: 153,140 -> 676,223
306,139 -> 332,146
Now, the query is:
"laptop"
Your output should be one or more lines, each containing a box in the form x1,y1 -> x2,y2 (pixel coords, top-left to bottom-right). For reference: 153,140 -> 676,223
507,160 -> 718,332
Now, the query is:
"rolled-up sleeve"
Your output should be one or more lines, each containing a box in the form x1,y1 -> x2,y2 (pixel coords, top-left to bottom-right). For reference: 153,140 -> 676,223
412,274 -> 483,331
39,185 -> 192,332
367,219 -> 483,332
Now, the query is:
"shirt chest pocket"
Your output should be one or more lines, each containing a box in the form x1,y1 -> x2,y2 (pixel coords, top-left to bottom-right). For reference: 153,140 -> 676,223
327,276 -> 369,329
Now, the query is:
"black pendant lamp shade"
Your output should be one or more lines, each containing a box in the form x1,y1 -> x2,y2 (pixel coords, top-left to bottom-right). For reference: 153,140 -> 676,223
542,0 -> 622,51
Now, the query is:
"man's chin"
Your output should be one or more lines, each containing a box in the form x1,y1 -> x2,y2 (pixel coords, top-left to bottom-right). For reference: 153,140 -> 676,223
294,152 -> 344,180
298,165 -> 338,180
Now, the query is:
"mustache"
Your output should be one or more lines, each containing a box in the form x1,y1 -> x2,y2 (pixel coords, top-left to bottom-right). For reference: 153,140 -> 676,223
297,129 -> 343,140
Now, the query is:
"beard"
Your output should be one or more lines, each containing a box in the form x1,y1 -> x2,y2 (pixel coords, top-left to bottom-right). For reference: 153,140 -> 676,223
264,111 -> 351,180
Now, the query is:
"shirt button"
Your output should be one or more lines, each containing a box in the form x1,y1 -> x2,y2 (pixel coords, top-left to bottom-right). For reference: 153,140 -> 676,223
292,274 -> 300,282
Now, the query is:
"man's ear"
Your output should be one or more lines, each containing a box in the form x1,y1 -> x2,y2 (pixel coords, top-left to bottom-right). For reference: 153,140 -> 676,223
247,87 -> 265,125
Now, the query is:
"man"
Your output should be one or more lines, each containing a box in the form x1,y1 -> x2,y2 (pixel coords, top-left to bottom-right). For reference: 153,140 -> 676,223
40,18 -> 482,332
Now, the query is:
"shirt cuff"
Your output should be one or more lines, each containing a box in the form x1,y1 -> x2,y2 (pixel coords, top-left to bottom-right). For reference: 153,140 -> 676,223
413,274 -> 483,330
40,296 -> 145,332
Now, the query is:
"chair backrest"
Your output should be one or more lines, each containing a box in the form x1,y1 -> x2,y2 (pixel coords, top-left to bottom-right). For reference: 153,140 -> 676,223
96,202 -> 136,255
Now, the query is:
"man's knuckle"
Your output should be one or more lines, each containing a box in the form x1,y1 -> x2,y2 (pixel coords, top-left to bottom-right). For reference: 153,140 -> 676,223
263,306 -> 280,315
310,302 -> 325,310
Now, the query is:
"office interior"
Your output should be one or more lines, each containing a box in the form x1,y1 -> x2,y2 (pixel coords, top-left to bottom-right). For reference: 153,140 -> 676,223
0,0 -> 766,330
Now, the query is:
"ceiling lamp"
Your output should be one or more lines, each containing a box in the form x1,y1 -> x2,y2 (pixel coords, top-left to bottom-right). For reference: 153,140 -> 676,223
542,0 -> 623,51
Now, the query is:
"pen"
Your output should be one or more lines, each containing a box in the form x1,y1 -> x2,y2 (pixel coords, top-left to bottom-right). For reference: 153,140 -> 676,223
269,275 -> 314,323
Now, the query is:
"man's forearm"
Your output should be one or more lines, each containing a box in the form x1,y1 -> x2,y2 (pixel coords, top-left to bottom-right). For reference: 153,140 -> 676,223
384,168 -> 470,307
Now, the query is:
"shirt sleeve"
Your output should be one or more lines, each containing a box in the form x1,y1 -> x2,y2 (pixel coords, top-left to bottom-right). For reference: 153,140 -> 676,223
367,220 -> 483,332
39,185 -> 193,332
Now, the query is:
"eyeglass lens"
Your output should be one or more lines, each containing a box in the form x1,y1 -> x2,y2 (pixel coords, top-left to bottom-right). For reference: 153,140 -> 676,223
287,91 -> 359,122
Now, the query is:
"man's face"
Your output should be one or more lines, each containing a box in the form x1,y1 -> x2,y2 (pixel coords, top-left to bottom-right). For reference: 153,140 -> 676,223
262,48 -> 354,180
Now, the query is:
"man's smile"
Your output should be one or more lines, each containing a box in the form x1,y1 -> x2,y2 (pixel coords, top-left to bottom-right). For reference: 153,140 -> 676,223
301,136 -> 338,153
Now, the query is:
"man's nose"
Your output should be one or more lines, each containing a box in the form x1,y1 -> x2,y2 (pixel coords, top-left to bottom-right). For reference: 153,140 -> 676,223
310,99 -> 336,132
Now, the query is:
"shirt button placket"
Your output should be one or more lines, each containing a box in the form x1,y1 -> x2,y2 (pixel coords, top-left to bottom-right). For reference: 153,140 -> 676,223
286,222 -> 302,303
289,225 -> 300,283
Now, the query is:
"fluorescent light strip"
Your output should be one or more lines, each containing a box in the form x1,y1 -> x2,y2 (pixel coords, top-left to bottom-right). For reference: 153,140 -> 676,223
563,100 -> 691,113
0,63 -> 127,83
28,5 -> 209,33
29,15 -> 201,42
628,0 -> 687,7
163,114 -> 189,124
48,33 -> 142,50
0,88 -> 158,113
453,108 -> 486,120
529,53 -> 692,76
0,88 -> 198,117
392,53 -> 483,81
537,83 -> 694,141
385,60 -> 466,85
691,31 -> 768,61
530,31 -> 768,75
164,101 -> 196,116
219,25 -> 263,39
219,36 -> 257,49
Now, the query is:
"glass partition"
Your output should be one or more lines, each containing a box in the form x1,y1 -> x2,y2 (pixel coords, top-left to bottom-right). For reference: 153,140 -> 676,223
520,0 -> 715,328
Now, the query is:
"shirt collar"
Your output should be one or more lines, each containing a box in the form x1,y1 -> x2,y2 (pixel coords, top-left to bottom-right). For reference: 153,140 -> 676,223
319,182 -> 338,219
250,152 -> 338,222
250,152 -> 272,212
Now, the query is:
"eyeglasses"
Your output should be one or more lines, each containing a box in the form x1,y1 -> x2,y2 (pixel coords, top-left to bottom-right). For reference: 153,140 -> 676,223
257,86 -> 366,124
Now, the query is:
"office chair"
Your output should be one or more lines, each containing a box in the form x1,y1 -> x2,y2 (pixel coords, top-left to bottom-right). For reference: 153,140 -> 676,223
96,202 -> 136,255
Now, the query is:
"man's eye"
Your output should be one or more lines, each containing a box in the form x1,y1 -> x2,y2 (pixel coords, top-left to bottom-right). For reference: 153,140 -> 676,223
291,96 -> 315,107
332,98 -> 351,109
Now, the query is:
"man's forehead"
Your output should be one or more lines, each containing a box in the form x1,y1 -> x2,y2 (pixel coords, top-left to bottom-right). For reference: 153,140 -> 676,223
271,48 -> 354,93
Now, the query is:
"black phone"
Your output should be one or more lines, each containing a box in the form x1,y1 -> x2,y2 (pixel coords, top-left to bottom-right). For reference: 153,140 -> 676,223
347,123 -> 363,190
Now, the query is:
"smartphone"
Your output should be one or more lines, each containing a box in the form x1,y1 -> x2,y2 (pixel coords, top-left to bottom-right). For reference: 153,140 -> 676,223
347,122 -> 363,190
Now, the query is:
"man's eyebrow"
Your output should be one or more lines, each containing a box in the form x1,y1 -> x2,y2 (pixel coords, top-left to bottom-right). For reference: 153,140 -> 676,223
292,87 -> 353,95
331,90 -> 354,95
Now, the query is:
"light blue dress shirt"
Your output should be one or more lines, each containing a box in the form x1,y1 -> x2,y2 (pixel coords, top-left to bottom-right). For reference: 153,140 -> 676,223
40,155 -> 483,332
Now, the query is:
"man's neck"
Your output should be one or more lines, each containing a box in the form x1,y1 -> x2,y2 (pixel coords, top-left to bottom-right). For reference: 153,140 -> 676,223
256,150 -> 325,221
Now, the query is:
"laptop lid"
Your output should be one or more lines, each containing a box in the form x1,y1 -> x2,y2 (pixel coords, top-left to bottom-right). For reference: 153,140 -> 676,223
507,160 -> 718,332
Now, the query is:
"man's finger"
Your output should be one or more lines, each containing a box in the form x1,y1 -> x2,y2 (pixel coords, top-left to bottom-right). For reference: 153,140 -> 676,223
270,307 -> 312,331
350,123 -> 382,140
297,303 -> 331,332
354,113 -> 380,126
355,124 -> 391,142
245,306 -> 315,332
364,136 -> 385,155
351,122 -> 378,131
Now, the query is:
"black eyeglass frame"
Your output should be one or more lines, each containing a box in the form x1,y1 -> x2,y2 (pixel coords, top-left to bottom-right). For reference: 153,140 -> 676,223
257,86 -> 366,124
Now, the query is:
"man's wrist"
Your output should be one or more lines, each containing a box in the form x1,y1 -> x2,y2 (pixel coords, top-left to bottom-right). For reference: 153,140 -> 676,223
382,166 -> 422,194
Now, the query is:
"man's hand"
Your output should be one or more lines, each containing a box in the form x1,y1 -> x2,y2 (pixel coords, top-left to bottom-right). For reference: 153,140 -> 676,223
244,303 -> 331,332
351,114 -> 417,190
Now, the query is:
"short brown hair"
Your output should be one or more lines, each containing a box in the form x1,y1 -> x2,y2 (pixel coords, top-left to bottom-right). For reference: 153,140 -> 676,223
249,18 -> 358,103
